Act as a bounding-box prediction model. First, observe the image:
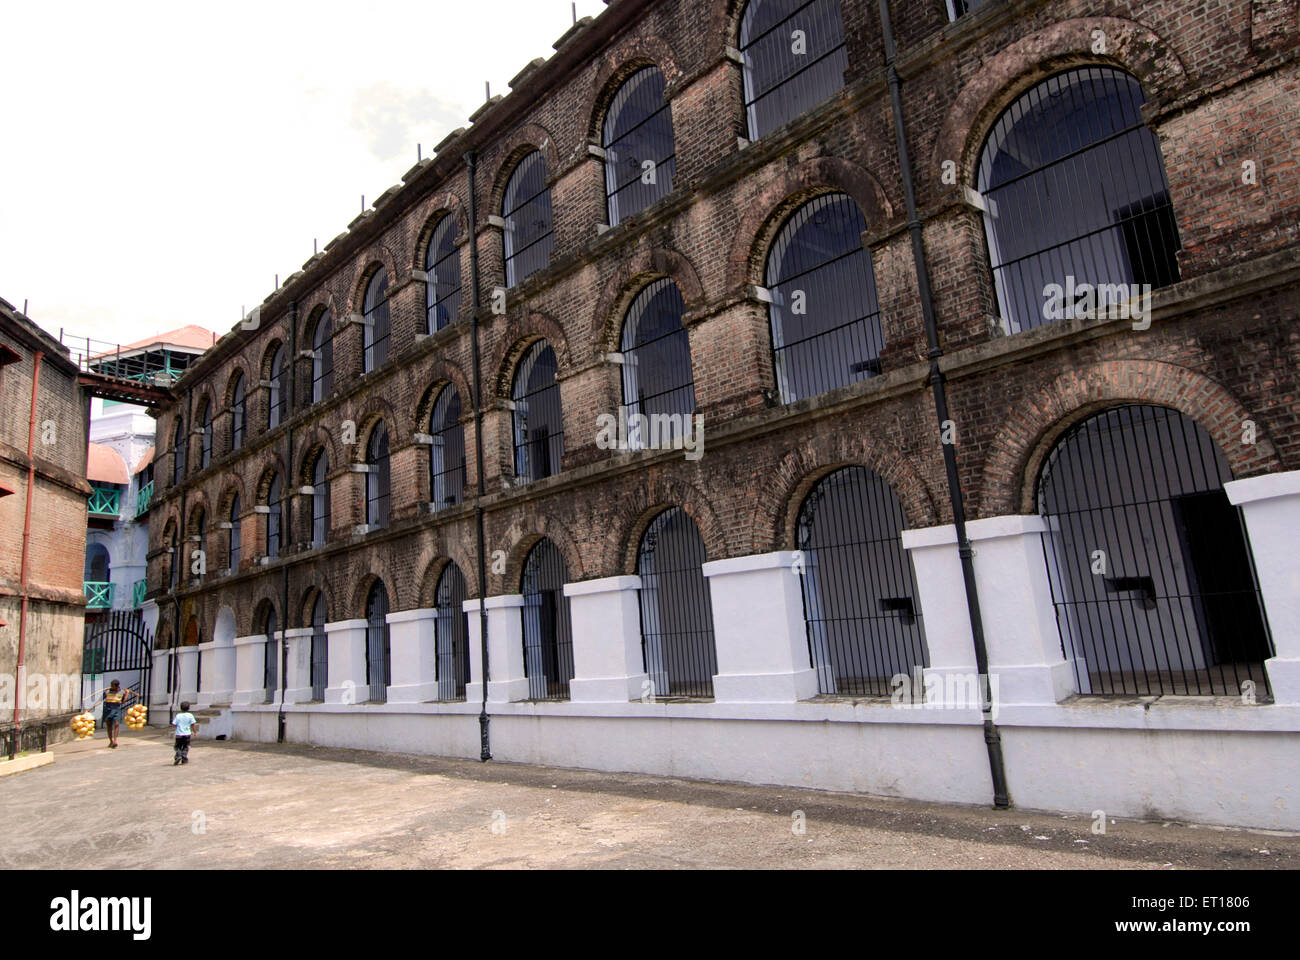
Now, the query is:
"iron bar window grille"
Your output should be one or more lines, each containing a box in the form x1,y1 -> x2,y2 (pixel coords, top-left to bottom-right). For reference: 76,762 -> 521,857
1038,405 -> 1273,698
797,466 -> 928,696
637,507 -> 718,699
502,151 -> 554,288
228,494 -> 241,571
603,66 -> 676,226
363,270 -> 391,372
520,539 -> 574,701
311,310 -> 334,404
168,529 -> 179,591
172,420 -> 186,484
200,401 -> 212,468
365,581 -> 391,703
946,0 -> 993,20
739,0 -> 847,141
620,279 -> 696,446
425,216 -> 462,333
429,387 -> 466,510
310,593 -> 327,701
976,66 -> 1181,335
512,341 -> 564,483
268,344 -> 288,429
766,192 -> 884,403
435,563 -> 470,701
266,474 -> 283,560
231,374 -> 246,451
263,607 -> 278,704
312,452 -> 330,547
366,423 -> 391,529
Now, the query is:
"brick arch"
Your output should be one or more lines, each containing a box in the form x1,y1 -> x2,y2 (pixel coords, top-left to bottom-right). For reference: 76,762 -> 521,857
349,571 -> 394,620
706,0 -> 749,45
416,546 -> 480,608
222,364 -> 251,408
590,245 -> 708,354
216,477 -> 245,519
756,434 -> 941,555
346,241 -> 403,315
413,357 -> 474,428
246,594 -> 281,638
490,314 -> 574,400
414,191 -> 471,269
294,424 -> 341,486
297,583 -> 333,628
300,294 -> 341,346
589,41 -> 683,142
614,475 -> 731,576
932,17 -> 1191,185
349,395 -> 404,462
185,494 -> 210,533
982,360 -> 1282,517
488,125 -> 563,215
254,453 -> 288,502
724,155 -> 895,291
499,518 -> 586,596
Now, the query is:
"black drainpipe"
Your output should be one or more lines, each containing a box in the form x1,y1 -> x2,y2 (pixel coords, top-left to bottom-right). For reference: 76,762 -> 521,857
170,387 -> 190,725
464,150 -> 492,762
877,0 -> 1009,808
279,299 -> 297,743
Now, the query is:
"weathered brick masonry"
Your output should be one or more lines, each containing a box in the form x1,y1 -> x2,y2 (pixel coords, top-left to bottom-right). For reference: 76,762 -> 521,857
149,0 -> 1299,648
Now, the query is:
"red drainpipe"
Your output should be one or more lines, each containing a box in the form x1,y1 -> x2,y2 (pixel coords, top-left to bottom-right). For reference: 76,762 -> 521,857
14,349 -> 43,726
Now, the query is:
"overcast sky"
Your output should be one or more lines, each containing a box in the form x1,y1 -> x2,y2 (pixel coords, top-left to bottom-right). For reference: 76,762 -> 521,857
1,0 -> 610,351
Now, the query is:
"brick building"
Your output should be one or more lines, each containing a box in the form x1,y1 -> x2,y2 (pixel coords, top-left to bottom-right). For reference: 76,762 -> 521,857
0,298 -> 93,743
148,0 -> 1300,829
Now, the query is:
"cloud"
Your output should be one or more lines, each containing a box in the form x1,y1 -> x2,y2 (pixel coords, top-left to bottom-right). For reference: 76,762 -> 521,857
349,82 -> 465,163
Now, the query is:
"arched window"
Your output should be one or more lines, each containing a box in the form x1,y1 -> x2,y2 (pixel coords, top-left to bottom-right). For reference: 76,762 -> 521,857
366,422 -> 390,529
310,592 -> 328,702
739,0 -> 847,141
172,419 -> 186,484
425,216 -> 461,333
200,400 -> 213,469
311,310 -> 334,403
512,341 -> 563,483
620,279 -> 695,447
266,473 -> 283,560
766,193 -> 883,403
231,374 -> 246,452
268,344 -> 287,429
435,563 -> 469,701
1038,405 -> 1270,697
311,451 -> 330,547
502,151 -> 553,287
85,542 -> 111,584
429,388 -> 465,510
976,67 -> 1181,334
262,604 -> 278,704
797,466 -> 927,696
365,580 -> 391,703
520,539 -> 573,701
637,507 -> 717,698
228,494 -> 241,572
603,66 -> 676,226
363,270 -> 391,372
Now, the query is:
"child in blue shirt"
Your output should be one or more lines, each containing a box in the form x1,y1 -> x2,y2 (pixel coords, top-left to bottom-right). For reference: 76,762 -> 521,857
171,703 -> 198,765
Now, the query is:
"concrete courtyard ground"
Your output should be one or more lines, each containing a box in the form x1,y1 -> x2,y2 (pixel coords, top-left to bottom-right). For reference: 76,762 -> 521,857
1,726 -> 1294,870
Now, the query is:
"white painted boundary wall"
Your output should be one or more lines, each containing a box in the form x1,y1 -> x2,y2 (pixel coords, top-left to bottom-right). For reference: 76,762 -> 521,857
219,472 -> 1300,831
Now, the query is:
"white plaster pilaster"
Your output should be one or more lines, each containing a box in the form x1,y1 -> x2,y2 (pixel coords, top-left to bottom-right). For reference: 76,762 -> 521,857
386,608 -> 439,704
564,575 -> 648,702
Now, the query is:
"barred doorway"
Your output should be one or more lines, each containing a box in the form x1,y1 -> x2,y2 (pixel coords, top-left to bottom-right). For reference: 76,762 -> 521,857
435,563 -> 469,701
796,466 -> 928,696
1038,405 -> 1272,697
365,581 -> 391,703
520,539 -> 574,701
637,507 -> 717,698
309,593 -> 328,702
82,610 -> 154,723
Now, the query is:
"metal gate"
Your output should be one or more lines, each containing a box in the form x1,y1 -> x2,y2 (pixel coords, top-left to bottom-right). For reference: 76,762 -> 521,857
82,610 -> 154,722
